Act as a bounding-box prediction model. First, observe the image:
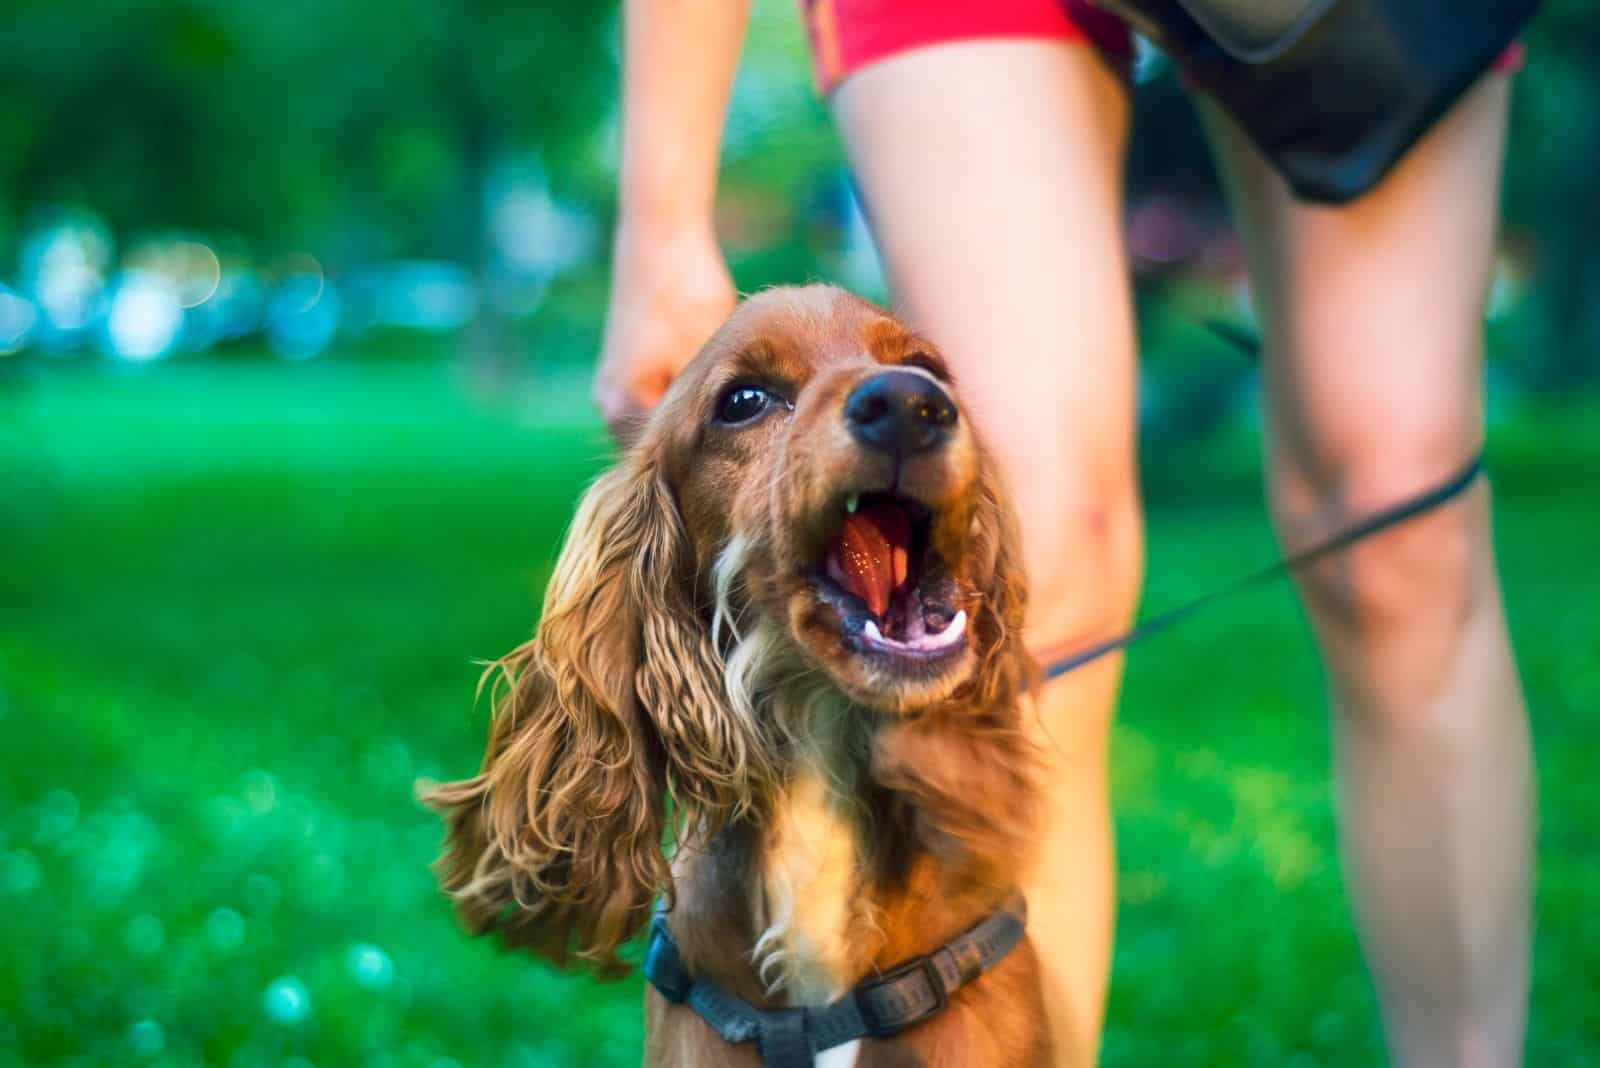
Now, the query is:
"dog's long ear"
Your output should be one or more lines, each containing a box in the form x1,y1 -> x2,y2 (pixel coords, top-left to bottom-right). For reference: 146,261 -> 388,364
420,454 -> 763,972
966,459 -> 1032,712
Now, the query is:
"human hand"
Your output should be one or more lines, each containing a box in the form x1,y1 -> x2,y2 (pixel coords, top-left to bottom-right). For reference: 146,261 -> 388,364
594,220 -> 736,443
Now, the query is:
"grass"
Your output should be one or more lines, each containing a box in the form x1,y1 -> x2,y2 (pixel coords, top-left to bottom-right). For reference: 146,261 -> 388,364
1,355 -> 1595,1067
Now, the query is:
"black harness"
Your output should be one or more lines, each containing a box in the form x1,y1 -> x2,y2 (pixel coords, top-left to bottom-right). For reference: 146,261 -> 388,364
643,894 -> 1027,1066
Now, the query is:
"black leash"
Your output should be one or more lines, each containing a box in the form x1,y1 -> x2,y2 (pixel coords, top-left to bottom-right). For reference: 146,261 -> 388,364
1038,451 -> 1485,680
644,894 -> 1027,1066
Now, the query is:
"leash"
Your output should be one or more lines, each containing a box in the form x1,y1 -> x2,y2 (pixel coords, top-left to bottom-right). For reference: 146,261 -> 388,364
644,894 -> 1027,1066
1035,318 -> 1486,681
1035,451 -> 1485,680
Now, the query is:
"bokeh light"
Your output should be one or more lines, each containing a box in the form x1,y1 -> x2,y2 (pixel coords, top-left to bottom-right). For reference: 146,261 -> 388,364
174,241 -> 222,307
103,269 -> 184,361
345,943 -> 395,990
123,913 -> 166,957
263,976 -> 311,1025
128,1019 -> 165,1059
206,907 -> 246,952
266,256 -> 340,359
0,285 -> 38,355
0,850 -> 41,896
243,873 -> 282,916
21,213 -> 112,341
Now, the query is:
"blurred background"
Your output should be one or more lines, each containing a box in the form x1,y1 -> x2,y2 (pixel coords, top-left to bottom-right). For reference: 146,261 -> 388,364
2,2 -> 1596,1066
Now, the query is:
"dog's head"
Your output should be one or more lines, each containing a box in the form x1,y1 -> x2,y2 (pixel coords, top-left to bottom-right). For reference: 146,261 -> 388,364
422,286 -> 1029,969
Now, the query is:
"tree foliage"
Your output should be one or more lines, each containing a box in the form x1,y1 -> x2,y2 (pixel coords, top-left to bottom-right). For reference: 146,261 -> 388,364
0,0 -> 615,259
1,0 -> 1594,382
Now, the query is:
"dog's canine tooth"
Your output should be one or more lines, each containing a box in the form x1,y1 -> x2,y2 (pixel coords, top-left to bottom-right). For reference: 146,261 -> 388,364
845,493 -> 859,515
929,609 -> 967,646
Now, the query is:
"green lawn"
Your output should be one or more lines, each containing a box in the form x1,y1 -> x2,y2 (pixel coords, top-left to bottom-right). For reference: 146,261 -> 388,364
2,357 -> 1595,1067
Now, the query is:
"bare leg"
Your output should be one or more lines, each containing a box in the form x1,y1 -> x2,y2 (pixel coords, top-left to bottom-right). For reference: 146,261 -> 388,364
834,41 -> 1139,1066
1203,76 -> 1535,1066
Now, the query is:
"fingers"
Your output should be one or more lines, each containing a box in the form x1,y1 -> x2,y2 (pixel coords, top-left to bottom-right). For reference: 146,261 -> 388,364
594,223 -> 736,444
594,362 -> 670,446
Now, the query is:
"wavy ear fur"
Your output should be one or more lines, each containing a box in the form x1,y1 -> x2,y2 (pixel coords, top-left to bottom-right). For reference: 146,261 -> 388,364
965,459 -> 1033,711
421,455 -> 765,972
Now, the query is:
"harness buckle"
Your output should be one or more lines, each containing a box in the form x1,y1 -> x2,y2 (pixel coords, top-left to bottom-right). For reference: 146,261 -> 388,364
643,915 -> 693,1004
854,953 -> 948,1038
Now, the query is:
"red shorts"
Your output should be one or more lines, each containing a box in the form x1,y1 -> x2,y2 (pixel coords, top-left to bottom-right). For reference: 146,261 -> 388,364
799,0 -> 1523,95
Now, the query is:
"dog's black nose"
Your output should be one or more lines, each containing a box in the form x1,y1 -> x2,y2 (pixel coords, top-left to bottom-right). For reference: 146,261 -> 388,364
844,371 -> 958,456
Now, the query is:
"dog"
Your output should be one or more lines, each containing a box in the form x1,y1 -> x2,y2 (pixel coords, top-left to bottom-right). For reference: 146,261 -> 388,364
423,285 -> 1049,1066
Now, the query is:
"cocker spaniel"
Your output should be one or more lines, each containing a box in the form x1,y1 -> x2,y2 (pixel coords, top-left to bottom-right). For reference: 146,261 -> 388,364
424,285 -> 1048,1066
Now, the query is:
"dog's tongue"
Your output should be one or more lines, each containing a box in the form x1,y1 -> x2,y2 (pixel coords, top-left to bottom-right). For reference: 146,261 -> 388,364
826,500 -> 911,618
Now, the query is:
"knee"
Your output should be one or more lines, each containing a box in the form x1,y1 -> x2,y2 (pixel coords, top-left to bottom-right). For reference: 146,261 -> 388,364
1272,453 -> 1490,655
1023,473 -> 1145,650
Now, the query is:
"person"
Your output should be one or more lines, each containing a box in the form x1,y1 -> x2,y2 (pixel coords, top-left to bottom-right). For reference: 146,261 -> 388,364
593,1 -> 1536,1064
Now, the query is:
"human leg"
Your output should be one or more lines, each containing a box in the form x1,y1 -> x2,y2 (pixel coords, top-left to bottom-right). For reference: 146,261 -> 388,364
1202,75 -> 1534,1066
833,39 -> 1139,1066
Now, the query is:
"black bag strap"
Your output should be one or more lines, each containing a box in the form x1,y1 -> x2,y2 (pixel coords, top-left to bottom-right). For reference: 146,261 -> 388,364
1172,0 -> 1337,62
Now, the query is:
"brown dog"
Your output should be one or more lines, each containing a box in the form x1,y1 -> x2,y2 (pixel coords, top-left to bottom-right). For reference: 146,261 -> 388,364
424,285 -> 1048,1066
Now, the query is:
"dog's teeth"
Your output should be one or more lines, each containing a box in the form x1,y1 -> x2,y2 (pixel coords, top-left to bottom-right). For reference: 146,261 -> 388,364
862,619 -> 884,642
931,610 -> 967,644
845,493 -> 859,514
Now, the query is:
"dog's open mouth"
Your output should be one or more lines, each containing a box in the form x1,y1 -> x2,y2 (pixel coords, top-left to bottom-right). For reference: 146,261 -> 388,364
816,491 -> 967,662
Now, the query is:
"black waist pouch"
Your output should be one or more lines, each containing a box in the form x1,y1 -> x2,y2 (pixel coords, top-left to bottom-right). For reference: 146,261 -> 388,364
1097,0 -> 1540,203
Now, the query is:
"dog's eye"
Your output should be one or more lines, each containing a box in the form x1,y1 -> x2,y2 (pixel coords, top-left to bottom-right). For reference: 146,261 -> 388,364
715,385 -> 781,426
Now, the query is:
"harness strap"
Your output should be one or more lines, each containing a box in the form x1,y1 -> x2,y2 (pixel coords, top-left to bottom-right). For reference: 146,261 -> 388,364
644,894 -> 1027,1066
1035,452 -> 1485,681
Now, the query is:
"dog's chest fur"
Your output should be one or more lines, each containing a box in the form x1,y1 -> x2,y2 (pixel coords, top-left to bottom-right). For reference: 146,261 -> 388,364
751,764 -> 868,1002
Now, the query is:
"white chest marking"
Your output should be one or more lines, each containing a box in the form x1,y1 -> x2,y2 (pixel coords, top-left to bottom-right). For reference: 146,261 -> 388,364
753,767 -> 863,1006
815,1039 -> 862,1068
